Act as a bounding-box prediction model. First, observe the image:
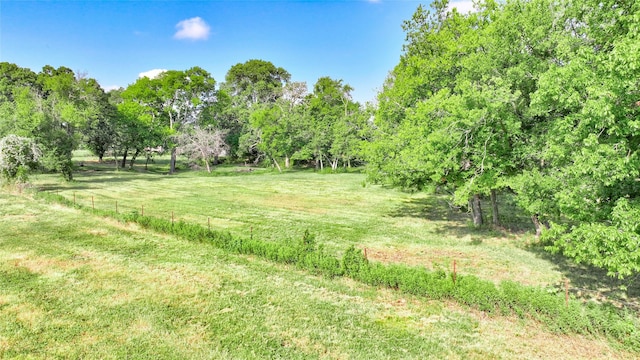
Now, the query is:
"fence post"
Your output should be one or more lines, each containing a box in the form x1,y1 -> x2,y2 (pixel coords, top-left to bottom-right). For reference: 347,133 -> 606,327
453,260 -> 457,284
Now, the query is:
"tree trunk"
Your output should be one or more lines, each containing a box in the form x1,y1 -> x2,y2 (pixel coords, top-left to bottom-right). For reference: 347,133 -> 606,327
328,155 -> 338,171
170,147 -> 177,174
284,156 -> 290,169
490,189 -> 500,227
531,214 -> 549,238
129,149 -> 140,169
469,194 -> 483,226
272,157 -> 282,172
120,148 -> 128,169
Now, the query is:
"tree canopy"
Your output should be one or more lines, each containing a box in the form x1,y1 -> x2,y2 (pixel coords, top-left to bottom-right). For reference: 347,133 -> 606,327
365,0 -> 640,278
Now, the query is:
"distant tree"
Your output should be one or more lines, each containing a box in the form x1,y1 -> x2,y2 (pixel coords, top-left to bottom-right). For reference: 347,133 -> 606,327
222,59 -> 291,162
176,126 -> 228,173
224,59 -> 291,106
306,77 -> 361,171
35,66 -> 89,180
247,81 -> 309,170
80,82 -> 117,162
122,67 -> 218,173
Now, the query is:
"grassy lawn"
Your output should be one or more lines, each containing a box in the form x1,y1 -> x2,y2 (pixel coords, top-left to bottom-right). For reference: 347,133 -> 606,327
0,192 -> 634,359
32,153 -> 640,307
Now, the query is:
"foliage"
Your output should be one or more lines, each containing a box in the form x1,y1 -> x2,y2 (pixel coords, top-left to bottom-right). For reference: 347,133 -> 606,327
224,59 -> 291,106
122,67 -> 218,173
365,0 -> 640,277
0,134 -> 41,182
0,63 -> 113,180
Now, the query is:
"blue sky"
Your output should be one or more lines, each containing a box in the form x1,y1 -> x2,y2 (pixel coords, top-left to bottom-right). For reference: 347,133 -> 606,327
0,0 -> 472,104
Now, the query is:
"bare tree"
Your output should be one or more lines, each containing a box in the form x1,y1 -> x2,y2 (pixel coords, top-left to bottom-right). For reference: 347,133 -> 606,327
175,127 -> 228,173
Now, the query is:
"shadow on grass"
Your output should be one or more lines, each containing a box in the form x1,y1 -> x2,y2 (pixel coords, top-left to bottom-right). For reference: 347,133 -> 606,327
388,194 -> 640,309
526,245 -> 640,311
387,195 -> 531,240
74,170 -> 167,185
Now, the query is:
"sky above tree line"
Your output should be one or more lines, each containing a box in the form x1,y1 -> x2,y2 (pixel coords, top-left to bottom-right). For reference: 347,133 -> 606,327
0,0 -> 474,104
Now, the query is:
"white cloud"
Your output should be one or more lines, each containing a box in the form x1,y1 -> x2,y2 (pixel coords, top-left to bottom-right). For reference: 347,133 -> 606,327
102,85 -> 122,92
138,69 -> 167,79
446,1 -> 476,14
173,17 -> 210,41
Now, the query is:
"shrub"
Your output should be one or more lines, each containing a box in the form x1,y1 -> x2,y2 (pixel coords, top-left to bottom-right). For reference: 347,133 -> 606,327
0,135 -> 41,183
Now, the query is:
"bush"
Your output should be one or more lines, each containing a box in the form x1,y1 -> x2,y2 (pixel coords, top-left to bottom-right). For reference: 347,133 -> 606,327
0,134 -> 41,183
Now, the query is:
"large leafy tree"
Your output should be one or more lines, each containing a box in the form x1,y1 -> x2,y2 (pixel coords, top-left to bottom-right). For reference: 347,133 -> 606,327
249,81 -> 308,170
1,63 -> 109,180
366,1 -> 497,225
306,76 -> 360,170
223,59 -> 291,162
368,0 -> 640,277
36,66 -> 109,179
224,59 -> 291,106
122,67 -> 218,173
80,81 -> 118,163
515,0 -> 640,277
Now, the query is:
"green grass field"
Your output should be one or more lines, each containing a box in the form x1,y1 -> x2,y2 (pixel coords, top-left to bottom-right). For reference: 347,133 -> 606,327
34,153 -> 640,301
1,152 -> 637,358
0,192 -> 634,359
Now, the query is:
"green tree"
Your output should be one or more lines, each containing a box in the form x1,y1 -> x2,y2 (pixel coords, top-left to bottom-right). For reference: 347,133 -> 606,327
82,86 -> 119,162
249,81 -> 309,170
224,59 -> 291,106
306,77 -> 360,171
514,0 -> 640,277
222,59 -> 291,162
122,67 -> 218,173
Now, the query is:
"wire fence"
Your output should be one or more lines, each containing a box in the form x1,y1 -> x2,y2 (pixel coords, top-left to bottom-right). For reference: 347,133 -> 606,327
56,189 -> 640,313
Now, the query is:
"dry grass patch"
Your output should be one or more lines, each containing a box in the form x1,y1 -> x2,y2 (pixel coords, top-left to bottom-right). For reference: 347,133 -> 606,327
7,303 -> 44,329
364,245 -> 560,286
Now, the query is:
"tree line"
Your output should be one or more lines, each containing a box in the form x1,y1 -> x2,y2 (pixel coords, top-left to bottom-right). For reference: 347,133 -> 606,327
1,0 -> 638,278
0,59 -> 372,179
